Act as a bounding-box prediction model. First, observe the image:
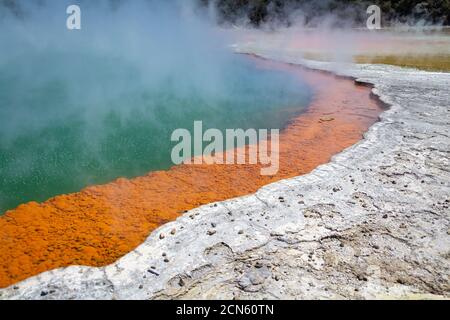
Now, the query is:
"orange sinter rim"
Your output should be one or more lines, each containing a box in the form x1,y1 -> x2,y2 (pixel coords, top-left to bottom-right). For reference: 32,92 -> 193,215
0,57 -> 385,288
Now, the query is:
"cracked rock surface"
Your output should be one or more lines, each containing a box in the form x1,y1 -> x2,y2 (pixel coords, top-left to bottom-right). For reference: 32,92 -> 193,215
1,45 -> 449,300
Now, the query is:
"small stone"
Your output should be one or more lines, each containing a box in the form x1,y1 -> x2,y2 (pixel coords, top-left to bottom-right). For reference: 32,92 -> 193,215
357,275 -> 368,282
139,285 -> 143,289
339,242 -> 345,248
170,228 -> 176,235
164,258 -> 170,263
40,291 -> 48,297
382,214 -> 388,219
159,233 -> 165,240
178,278 -> 185,287
207,230 -> 216,236
211,223 -> 217,228
162,252 -> 167,257
255,261 -> 264,269
372,244 -> 380,249
319,116 -> 335,122
238,230 -> 244,235
147,269 -> 160,276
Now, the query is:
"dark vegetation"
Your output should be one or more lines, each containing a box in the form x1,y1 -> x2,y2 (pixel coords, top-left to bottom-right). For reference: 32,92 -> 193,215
200,0 -> 450,27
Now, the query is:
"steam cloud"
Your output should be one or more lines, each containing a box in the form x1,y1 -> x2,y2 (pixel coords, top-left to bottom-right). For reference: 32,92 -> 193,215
0,0 -> 311,212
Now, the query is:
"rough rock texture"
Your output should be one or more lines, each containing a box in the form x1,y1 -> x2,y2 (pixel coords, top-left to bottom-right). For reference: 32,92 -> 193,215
1,45 -> 449,300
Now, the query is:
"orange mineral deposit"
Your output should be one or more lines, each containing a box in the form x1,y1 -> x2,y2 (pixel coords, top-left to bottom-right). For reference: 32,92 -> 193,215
0,57 -> 385,288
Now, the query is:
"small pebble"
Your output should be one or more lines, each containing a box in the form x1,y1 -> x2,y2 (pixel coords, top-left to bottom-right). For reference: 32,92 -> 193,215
159,233 -> 165,240
207,230 -> 216,236
357,275 -> 368,282
170,228 -> 176,235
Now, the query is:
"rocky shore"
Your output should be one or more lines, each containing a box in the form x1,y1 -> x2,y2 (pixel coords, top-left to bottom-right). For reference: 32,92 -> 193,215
1,45 -> 449,300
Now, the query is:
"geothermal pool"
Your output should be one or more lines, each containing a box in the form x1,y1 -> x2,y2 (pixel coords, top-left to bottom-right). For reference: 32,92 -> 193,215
0,54 -> 312,214
0,57 -> 384,288
0,2 -> 384,289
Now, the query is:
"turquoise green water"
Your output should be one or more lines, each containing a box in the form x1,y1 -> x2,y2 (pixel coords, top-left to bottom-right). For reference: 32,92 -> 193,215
0,53 -> 312,214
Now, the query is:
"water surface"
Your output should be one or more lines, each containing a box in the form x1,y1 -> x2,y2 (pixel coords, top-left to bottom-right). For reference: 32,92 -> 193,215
0,53 -> 312,213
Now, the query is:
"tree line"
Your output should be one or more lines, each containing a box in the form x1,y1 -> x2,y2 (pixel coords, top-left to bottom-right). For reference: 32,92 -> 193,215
201,0 -> 450,27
